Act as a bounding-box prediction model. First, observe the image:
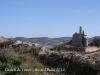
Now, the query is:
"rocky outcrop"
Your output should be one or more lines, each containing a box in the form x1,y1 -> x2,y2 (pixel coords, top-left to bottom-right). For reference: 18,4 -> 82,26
0,36 -> 8,43
13,41 -> 33,47
13,40 -> 22,45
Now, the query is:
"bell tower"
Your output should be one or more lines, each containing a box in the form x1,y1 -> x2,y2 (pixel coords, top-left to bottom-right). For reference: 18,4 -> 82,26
79,26 -> 82,34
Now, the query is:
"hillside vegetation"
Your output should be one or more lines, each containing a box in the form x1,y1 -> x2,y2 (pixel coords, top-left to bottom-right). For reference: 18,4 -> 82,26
0,37 -> 100,75
0,39 -> 61,75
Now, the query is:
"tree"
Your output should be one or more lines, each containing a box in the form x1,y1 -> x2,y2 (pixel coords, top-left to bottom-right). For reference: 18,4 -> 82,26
91,37 -> 100,47
82,30 -> 85,47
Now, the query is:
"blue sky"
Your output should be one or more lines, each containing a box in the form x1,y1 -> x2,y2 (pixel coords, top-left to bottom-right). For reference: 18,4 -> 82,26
0,0 -> 100,38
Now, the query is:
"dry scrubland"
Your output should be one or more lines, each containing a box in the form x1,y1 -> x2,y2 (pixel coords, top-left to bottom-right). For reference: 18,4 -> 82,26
0,37 -> 100,75
0,47 -> 62,75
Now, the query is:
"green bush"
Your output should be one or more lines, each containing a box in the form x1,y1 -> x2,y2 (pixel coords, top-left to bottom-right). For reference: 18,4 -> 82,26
90,37 -> 100,47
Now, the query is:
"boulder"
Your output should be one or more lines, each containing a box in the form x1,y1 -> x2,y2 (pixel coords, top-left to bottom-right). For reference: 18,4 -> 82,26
13,40 -> 22,46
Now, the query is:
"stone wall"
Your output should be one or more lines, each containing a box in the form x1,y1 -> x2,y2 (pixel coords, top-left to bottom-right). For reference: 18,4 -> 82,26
84,35 -> 88,47
85,46 -> 100,52
72,33 -> 82,47
64,47 -> 85,51
64,46 -> 100,52
72,47 -> 85,51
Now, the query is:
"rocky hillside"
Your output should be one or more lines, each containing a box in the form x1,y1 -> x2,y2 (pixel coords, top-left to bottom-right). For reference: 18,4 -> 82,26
0,37 -> 61,75
0,36 -> 100,75
38,49 -> 100,75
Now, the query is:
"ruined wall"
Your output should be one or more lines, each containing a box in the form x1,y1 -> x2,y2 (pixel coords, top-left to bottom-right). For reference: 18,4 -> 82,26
85,46 -> 100,52
64,46 -> 100,52
64,46 -> 85,51
72,33 -> 82,47
71,47 -> 85,51
84,35 -> 88,47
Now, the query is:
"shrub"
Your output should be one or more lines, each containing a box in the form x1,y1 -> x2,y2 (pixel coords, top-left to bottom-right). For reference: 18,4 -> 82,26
90,37 -> 100,47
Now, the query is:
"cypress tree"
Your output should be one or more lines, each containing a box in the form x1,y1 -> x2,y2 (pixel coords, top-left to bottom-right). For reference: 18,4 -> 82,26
82,31 -> 85,47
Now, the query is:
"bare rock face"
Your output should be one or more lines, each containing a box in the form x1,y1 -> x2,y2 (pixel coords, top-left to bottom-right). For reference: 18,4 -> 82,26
27,43 -> 32,47
38,46 -> 47,55
13,40 -> 42,48
32,43 -> 41,47
22,42 -> 32,47
13,40 -> 22,46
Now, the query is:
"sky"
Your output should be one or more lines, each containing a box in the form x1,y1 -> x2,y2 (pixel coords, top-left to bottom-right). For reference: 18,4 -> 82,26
0,0 -> 100,38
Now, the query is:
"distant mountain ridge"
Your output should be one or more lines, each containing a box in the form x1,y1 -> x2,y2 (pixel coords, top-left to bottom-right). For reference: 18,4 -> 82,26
14,37 -> 72,45
13,36 -> 100,45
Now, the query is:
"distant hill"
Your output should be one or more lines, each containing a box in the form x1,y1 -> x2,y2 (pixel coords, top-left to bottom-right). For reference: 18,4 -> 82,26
14,37 -> 72,45
13,36 -> 100,45
15,37 -> 29,42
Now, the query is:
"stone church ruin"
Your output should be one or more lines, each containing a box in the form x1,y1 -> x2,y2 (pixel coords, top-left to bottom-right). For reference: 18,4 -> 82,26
67,26 -> 100,52
72,26 -> 88,47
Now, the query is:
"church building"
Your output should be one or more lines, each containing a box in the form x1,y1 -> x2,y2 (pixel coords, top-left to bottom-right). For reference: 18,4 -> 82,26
72,26 -> 88,47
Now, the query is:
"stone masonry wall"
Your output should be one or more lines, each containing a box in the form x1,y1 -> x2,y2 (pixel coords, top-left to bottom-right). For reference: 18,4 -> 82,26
64,47 -> 85,51
72,34 -> 82,47
64,46 -> 100,52
85,46 -> 100,52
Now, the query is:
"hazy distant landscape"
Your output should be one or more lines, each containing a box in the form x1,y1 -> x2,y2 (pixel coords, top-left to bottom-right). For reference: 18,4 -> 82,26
13,36 -> 99,45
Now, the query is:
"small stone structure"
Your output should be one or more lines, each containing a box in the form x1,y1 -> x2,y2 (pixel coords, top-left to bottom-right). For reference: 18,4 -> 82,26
72,26 -> 88,47
70,26 -> 100,52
